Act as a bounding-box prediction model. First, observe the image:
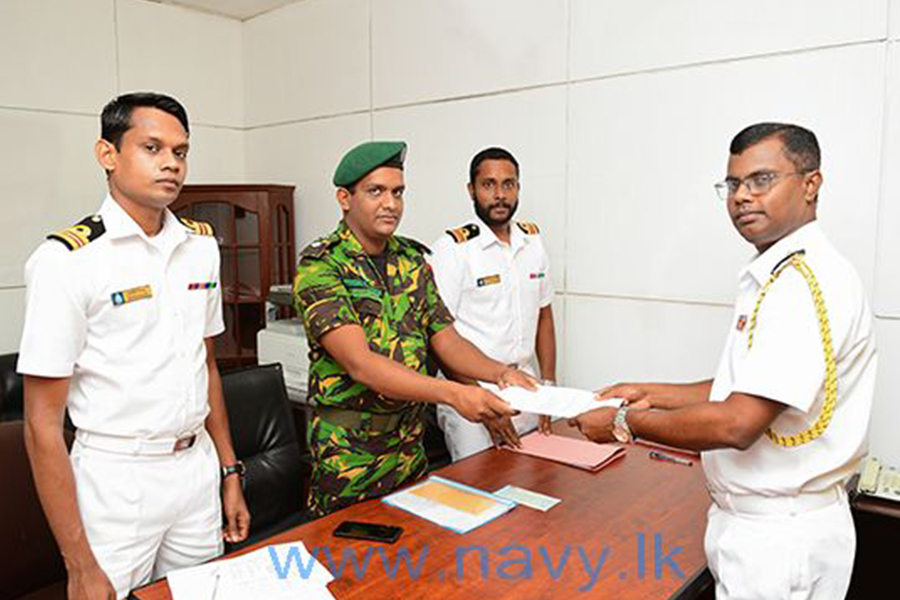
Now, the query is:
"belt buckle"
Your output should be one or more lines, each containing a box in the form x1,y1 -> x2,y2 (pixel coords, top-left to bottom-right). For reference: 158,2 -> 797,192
173,434 -> 197,452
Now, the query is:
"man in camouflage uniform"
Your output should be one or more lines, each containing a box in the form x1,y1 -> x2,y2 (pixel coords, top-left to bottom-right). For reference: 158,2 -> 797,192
295,141 -> 536,516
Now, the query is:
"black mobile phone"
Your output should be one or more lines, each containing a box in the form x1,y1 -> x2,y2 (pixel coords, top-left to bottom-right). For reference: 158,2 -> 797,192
333,521 -> 403,543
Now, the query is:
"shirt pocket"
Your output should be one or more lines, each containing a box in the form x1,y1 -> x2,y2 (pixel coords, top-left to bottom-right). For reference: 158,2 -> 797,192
352,295 -> 383,325
464,272 -> 505,311
183,285 -> 211,338
91,283 -> 159,355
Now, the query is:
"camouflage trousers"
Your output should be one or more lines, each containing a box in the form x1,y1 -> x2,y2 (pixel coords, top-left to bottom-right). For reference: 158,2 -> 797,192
307,412 -> 428,517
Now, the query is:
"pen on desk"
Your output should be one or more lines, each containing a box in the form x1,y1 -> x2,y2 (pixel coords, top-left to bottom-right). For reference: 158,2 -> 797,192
649,450 -> 693,466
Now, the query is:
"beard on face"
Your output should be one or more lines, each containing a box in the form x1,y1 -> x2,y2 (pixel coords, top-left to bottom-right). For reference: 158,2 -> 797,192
473,196 -> 518,227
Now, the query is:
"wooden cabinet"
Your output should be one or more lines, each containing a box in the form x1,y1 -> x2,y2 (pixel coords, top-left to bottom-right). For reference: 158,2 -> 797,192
171,184 -> 295,370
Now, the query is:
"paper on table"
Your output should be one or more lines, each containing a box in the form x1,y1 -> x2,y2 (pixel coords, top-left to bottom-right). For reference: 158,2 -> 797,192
494,484 -> 561,512
481,383 -> 622,418
382,475 -> 515,534
167,541 -> 335,600
507,431 -> 626,472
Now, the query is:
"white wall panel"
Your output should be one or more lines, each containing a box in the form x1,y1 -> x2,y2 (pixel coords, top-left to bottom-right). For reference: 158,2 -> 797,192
571,0 -> 887,80
870,318 -> 900,465
371,0 -> 567,108
245,114 -> 371,249
188,126 -> 245,183
568,44 -> 884,304
244,0 -> 370,127
0,110 -> 106,288
550,293 -> 566,386
874,42 -> 900,316
564,295 -> 733,390
892,0 -> 900,39
373,87 -> 567,292
117,0 -> 244,128
0,0 -> 117,114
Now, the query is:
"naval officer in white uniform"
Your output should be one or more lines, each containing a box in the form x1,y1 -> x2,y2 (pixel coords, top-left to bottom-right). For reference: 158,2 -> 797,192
19,93 -> 250,600
430,147 -> 557,461
577,123 -> 875,600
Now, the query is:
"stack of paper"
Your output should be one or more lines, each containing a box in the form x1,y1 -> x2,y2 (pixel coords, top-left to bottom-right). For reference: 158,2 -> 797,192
508,432 -> 626,472
382,475 -> 515,533
167,541 -> 335,600
481,383 -> 622,418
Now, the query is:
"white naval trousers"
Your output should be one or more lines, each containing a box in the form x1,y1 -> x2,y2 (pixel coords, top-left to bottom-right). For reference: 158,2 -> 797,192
704,489 -> 855,600
437,403 -> 539,462
70,429 -> 223,599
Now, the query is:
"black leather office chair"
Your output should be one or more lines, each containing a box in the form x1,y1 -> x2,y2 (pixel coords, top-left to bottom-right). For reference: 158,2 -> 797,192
221,363 -> 311,551
1,353 -> 75,432
0,421 -> 73,600
0,353 -> 24,422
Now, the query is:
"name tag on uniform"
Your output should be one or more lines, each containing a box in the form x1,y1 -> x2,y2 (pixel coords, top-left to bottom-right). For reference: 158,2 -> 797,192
111,285 -> 153,306
187,281 -> 217,290
477,274 -> 502,287
736,315 -> 747,331
343,277 -> 381,300
344,278 -> 369,288
529,272 -> 545,280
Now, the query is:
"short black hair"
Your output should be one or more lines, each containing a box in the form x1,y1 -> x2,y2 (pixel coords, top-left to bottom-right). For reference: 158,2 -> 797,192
469,147 -> 520,184
729,122 -> 820,172
101,92 -> 190,149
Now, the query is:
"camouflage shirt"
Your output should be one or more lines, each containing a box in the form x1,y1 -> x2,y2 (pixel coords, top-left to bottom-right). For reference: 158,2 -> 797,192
294,220 -> 454,413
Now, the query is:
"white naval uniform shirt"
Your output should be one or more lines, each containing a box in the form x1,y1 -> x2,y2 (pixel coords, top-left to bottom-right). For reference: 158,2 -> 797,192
429,219 -> 554,371
17,195 -> 225,439
703,221 -> 877,497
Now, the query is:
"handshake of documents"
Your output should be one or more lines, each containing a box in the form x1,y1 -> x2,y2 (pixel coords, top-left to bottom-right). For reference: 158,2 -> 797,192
481,383 -> 623,418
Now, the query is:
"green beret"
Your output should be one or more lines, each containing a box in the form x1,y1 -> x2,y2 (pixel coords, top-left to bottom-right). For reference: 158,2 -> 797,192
333,141 -> 407,187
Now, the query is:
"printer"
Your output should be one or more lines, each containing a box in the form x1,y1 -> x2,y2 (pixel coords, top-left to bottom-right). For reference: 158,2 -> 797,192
256,284 -> 310,403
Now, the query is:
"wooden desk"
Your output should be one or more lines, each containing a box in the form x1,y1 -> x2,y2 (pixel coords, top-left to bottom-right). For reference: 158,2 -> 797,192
133,427 -> 712,599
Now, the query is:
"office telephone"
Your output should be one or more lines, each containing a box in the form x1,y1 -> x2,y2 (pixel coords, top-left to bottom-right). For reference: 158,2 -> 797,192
857,456 -> 900,502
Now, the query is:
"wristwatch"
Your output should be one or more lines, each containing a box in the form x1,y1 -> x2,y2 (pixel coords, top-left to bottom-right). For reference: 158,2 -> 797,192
612,405 -> 634,444
221,461 -> 246,481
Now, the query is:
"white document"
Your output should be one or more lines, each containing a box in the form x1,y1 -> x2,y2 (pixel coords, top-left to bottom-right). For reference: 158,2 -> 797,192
494,484 -> 561,512
167,542 -> 335,600
481,383 -> 622,418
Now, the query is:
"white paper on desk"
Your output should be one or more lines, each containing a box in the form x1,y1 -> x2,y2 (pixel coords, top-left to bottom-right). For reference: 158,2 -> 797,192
481,383 -> 622,418
167,541 -> 335,600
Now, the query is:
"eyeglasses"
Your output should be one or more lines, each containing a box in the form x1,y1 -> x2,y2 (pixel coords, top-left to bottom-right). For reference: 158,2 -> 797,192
714,171 -> 808,201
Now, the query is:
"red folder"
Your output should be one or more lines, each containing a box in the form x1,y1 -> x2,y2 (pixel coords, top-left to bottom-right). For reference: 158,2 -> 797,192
507,432 -> 626,472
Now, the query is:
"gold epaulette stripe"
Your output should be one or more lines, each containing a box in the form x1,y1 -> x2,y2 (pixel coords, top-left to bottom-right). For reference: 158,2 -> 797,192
516,222 -> 540,235
445,224 -> 479,244
179,217 -> 215,236
48,218 -> 105,251
60,228 -> 87,249
747,252 -> 837,448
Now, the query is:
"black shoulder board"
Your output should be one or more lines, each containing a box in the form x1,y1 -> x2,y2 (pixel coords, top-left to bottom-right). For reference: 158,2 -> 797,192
771,249 -> 806,274
516,221 -> 540,235
178,216 -> 215,236
445,223 -> 480,244
47,215 -> 105,251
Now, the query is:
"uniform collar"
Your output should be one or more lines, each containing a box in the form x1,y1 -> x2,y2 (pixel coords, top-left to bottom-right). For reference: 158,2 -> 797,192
476,217 -> 525,252
336,219 -> 400,257
741,220 -> 823,285
98,194 -> 187,247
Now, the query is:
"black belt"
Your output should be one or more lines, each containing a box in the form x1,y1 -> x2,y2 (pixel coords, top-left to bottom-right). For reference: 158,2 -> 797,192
315,405 -> 421,433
